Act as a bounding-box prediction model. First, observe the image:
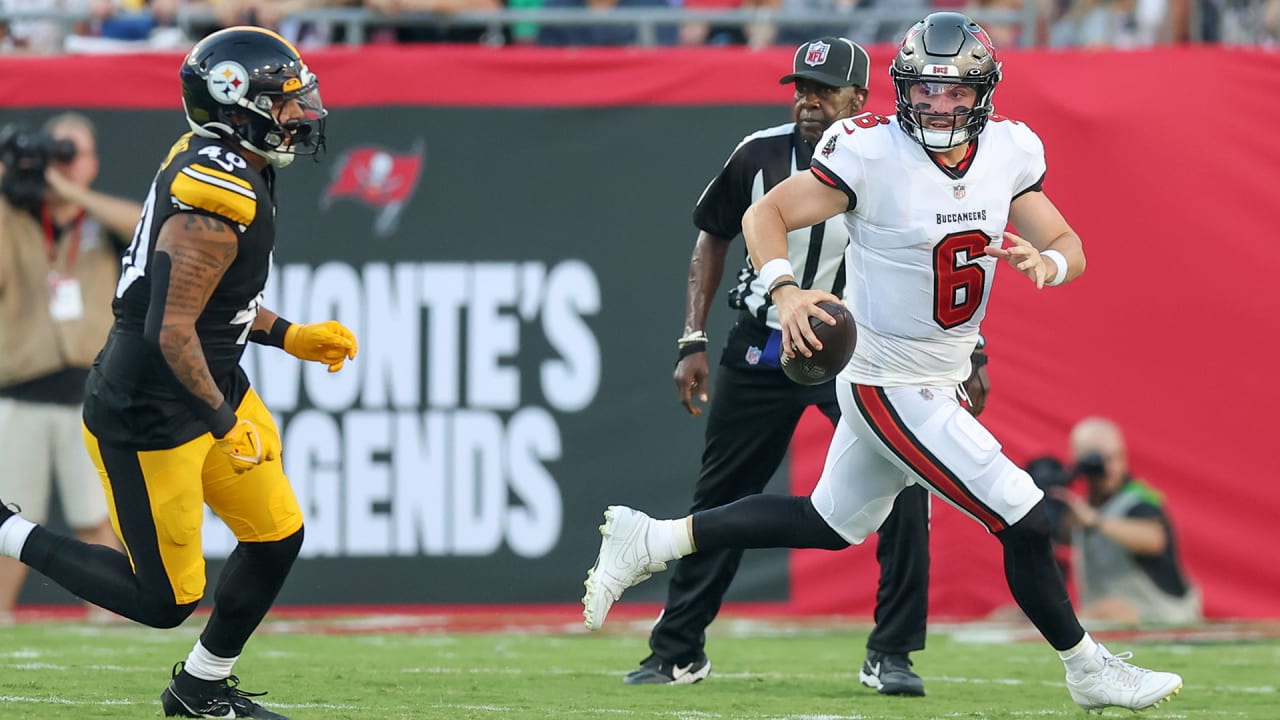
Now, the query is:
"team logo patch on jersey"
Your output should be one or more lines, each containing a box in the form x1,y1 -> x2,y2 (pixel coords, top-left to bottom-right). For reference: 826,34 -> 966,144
821,135 -> 839,158
207,61 -> 250,104
804,41 -> 830,67
321,141 -> 425,237
953,183 -> 966,199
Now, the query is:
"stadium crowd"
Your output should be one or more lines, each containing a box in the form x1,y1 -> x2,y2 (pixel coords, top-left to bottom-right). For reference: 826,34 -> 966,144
0,0 -> 1276,51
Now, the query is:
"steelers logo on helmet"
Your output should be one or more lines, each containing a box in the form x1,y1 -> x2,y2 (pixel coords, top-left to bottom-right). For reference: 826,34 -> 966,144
207,61 -> 250,105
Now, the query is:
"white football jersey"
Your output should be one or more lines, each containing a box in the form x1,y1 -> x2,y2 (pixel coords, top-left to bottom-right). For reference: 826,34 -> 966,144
811,112 -> 1046,386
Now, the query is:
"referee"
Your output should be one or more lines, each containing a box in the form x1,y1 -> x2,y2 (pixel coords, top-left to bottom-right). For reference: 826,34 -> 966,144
625,38 -> 942,695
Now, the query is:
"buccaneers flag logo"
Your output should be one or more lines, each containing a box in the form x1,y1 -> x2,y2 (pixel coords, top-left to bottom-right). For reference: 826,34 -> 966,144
321,142 -> 425,237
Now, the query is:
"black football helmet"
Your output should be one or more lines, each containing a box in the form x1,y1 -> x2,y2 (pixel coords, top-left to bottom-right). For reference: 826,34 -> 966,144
180,26 -> 327,168
890,12 -> 1001,152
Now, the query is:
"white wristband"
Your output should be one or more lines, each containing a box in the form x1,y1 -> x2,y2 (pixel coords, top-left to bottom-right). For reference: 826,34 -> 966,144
1042,249 -> 1068,286
757,258 -> 796,294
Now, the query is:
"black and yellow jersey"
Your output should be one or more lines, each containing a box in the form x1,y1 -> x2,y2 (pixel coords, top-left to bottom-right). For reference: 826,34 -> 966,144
84,133 -> 277,448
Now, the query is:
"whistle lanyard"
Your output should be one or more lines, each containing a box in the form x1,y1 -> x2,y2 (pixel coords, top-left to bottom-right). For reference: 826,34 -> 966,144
40,206 -> 85,273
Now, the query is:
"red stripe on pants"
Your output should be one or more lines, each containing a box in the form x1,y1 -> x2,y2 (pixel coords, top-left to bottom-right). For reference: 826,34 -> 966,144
853,385 -> 1007,531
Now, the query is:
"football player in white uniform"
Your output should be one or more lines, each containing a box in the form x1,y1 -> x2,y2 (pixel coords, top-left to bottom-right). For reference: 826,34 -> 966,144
582,12 -> 1184,713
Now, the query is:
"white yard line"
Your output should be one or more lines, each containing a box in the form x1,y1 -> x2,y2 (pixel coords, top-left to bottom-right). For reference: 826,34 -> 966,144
0,695 -> 138,705
2,662 -> 155,671
255,702 -> 364,710
401,665 -> 1275,696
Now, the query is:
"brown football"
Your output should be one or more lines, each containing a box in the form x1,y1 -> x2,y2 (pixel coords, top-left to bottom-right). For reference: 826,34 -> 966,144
780,301 -> 857,386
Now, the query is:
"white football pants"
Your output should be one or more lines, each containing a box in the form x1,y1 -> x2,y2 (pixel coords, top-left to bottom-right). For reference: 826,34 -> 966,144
811,381 -> 1043,544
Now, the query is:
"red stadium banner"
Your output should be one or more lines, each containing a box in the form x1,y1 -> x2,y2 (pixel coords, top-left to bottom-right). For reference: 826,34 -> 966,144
1,46 -> 1274,620
786,46 -> 1280,622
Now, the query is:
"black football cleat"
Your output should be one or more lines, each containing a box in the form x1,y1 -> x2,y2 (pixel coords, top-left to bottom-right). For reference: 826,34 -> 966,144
623,652 -> 712,685
859,650 -> 926,696
160,662 -> 290,719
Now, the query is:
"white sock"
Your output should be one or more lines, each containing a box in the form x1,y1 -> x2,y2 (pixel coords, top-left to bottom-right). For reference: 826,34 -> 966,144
1059,633 -> 1103,679
0,514 -> 36,560
183,640 -> 238,681
645,518 -> 694,563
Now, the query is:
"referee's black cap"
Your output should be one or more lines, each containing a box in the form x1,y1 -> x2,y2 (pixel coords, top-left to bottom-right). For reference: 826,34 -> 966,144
779,37 -> 871,89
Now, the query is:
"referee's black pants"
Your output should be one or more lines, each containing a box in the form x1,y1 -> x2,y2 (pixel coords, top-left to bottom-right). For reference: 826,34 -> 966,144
648,363 -> 930,664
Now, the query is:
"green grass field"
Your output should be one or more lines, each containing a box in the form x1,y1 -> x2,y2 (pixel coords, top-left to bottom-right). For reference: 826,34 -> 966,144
0,616 -> 1275,719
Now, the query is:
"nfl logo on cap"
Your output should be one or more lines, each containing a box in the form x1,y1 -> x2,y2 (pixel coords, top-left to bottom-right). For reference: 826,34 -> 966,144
780,36 -> 871,89
805,41 -> 830,67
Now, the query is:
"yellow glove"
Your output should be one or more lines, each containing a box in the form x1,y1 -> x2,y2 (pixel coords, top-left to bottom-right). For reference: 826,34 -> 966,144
214,418 -> 279,474
283,321 -> 358,372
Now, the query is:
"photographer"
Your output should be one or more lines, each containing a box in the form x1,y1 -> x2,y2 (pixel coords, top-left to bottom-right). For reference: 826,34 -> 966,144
0,112 -> 139,622
1048,417 -> 1202,625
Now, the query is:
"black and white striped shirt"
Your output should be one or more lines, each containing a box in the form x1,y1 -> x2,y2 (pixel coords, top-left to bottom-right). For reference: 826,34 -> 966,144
693,122 -> 848,330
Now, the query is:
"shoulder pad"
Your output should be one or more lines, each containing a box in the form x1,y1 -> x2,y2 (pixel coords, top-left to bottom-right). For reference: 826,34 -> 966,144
168,157 -> 258,228
998,117 -> 1045,156
833,113 -> 895,160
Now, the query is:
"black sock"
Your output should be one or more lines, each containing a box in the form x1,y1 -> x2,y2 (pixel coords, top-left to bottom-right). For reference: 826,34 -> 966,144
996,502 -> 1085,651
693,495 -> 849,553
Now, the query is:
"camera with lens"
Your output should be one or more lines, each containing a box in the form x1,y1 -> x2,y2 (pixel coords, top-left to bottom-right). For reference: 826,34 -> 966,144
0,123 -> 77,215
1026,451 -> 1112,542
1027,455 -> 1071,491
1074,451 -> 1107,481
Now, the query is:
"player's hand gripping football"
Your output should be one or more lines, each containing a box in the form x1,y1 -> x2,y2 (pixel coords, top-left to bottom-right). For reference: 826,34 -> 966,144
985,231 -> 1049,289
284,321 -> 358,372
773,285 -> 842,358
215,418 -> 279,474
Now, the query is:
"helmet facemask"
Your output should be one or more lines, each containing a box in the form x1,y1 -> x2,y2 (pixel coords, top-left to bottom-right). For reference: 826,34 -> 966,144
890,12 -> 1002,153
191,77 -> 327,168
893,76 -> 996,152
245,78 -> 327,167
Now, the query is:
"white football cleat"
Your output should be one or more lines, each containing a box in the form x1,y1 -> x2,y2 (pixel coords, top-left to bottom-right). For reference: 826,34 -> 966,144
582,506 -> 667,631
1066,646 -> 1183,713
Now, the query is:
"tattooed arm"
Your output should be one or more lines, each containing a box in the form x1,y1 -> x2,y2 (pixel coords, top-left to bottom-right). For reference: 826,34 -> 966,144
146,212 -> 238,428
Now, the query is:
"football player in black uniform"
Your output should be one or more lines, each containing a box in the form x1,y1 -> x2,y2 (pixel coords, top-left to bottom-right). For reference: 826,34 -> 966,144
0,26 -> 356,720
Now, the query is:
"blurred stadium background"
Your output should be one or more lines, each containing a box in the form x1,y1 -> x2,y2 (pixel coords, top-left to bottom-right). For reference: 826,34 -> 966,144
0,1 -> 1276,716
1,0 -> 1278,51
